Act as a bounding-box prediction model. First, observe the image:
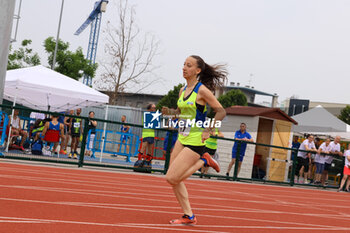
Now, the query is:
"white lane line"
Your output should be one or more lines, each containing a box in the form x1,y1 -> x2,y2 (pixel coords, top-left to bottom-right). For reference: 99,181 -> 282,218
0,216 -> 349,231
1,173 -> 349,214
0,165 -> 340,199
1,166 -> 349,218
1,165 -> 347,213
2,197 -> 348,219
120,223 -> 350,231
0,175 -> 349,219
0,197 -> 343,229
0,216 -> 228,233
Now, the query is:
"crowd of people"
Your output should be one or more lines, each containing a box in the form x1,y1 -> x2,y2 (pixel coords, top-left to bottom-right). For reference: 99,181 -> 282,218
6,108 -> 97,159
294,134 -> 349,189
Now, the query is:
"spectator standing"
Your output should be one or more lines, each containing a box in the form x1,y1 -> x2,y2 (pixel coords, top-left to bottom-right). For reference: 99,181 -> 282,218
322,136 -> 342,186
85,111 -> 97,156
117,115 -> 130,154
309,137 -> 321,182
296,134 -> 317,184
64,110 -> 74,154
226,123 -> 254,176
314,138 -> 331,184
338,144 -> 350,192
291,136 -> 300,162
140,104 -> 156,162
69,108 -> 82,159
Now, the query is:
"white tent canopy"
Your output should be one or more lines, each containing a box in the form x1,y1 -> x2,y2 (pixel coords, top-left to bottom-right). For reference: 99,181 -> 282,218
292,105 -> 350,140
4,65 -> 109,112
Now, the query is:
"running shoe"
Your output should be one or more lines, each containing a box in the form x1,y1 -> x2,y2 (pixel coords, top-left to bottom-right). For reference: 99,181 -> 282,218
169,215 -> 197,225
59,150 -> 66,155
73,152 -> 78,159
68,153 -> 72,158
202,152 -> 220,173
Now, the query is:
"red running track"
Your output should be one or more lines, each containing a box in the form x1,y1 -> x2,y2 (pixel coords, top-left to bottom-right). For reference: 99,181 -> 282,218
0,161 -> 349,233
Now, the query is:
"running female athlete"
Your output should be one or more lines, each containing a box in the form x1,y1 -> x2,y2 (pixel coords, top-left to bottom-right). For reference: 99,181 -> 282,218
164,55 -> 227,225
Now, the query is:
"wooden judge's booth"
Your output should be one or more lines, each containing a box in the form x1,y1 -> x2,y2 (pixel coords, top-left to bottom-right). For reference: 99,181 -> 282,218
220,106 -> 298,181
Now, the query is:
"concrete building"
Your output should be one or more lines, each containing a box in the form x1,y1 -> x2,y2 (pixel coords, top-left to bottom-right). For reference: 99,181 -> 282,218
104,91 -> 164,108
281,98 -> 349,117
216,82 -> 279,108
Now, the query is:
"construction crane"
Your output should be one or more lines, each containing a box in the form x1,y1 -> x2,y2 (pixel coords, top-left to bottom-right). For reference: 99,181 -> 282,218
74,0 -> 108,86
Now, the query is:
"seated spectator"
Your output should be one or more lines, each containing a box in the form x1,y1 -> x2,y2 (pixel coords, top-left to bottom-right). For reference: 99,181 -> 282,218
41,113 -> 66,155
314,138 -> 331,184
338,144 -> 350,192
8,109 -> 27,151
32,118 -> 48,141
29,111 -> 45,136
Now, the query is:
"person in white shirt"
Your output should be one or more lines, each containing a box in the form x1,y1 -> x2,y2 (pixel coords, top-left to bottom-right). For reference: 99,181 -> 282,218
322,136 -> 342,186
8,109 -> 28,150
296,134 -> 317,184
314,138 -> 331,184
338,144 -> 350,192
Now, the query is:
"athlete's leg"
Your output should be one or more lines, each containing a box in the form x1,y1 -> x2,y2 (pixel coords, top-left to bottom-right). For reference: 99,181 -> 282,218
237,161 -> 242,175
140,141 -> 148,155
227,158 -> 236,174
338,174 -> 348,191
147,142 -> 153,158
345,176 -> 350,191
166,147 -> 203,216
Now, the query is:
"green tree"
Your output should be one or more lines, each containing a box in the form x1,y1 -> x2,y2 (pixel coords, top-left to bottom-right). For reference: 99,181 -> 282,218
44,37 -> 97,81
217,89 -> 247,108
7,39 -> 41,70
156,84 -> 184,109
338,105 -> 350,125
207,89 -> 247,117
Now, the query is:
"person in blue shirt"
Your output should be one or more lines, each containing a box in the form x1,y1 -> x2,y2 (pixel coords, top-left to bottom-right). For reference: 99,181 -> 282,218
226,123 -> 253,176
291,136 -> 301,162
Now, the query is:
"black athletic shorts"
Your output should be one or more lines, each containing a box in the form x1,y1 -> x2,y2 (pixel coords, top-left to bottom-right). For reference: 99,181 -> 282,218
324,162 -> 331,171
71,133 -> 80,138
204,147 -> 216,156
297,156 -> 310,173
183,144 -> 205,156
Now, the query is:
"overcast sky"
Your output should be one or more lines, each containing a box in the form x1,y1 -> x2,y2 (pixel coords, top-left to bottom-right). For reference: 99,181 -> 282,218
12,0 -> 350,105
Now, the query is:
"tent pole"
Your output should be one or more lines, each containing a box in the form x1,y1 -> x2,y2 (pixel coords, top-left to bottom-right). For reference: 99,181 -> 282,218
100,104 -> 108,163
5,94 -> 17,152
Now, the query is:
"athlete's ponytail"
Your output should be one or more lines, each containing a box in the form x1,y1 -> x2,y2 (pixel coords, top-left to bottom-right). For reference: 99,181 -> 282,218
190,55 -> 228,92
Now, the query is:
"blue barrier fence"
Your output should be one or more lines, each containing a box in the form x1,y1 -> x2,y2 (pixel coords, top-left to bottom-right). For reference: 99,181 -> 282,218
0,112 -> 9,146
87,129 -> 140,162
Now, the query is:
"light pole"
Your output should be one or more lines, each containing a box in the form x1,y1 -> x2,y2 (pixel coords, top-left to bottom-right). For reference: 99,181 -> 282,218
51,0 -> 64,70
0,0 -> 16,105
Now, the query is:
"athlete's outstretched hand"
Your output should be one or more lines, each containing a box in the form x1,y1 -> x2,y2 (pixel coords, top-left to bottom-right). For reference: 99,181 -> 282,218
202,131 -> 210,143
